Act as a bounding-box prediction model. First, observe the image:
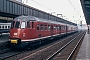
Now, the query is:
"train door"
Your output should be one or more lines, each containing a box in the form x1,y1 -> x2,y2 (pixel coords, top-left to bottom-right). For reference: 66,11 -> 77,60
50,25 -> 54,35
20,21 -> 27,39
59,26 -> 61,34
26,21 -> 34,39
20,21 -> 32,39
26,21 -> 31,38
66,25 -> 67,33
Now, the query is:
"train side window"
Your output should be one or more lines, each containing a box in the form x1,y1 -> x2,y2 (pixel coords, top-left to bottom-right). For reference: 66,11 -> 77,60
62,26 -> 64,30
61,26 -> 62,30
5,26 -> 7,29
63,26 -> 64,30
8,26 -> 10,29
40,24 -> 43,30
32,22 -> 34,28
62,26 -> 65,30
43,25 -> 47,30
64,26 -> 66,30
71,27 -> 73,30
59,26 -> 61,30
43,25 -> 45,30
2,26 -> 4,29
37,24 -> 40,30
48,25 -> 50,30
0,26 -> 1,29
57,26 -> 59,30
27,21 -> 30,28
54,26 -> 56,30
44,25 -> 47,30
0,25 -> 2,29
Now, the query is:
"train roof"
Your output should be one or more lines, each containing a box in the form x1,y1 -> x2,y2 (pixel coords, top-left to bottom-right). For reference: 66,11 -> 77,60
14,16 -> 77,26
14,16 -> 36,21
14,16 -> 67,25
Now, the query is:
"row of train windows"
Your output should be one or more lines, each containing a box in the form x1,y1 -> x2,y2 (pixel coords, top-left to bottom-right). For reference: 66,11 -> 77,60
0,25 -> 11,29
11,21 -> 66,30
0,16 -> 13,20
37,24 -> 66,30
22,21 -> 66,30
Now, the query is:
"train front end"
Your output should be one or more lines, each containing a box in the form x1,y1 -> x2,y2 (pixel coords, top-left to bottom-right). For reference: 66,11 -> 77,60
9,21 -> 24,48
9,16 -> 31,49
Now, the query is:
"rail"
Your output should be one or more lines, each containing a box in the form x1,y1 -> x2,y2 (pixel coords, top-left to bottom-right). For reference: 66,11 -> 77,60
46,31 -> 85,60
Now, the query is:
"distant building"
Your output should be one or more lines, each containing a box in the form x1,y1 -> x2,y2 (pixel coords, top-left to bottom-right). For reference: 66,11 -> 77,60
77,24 -> 87,30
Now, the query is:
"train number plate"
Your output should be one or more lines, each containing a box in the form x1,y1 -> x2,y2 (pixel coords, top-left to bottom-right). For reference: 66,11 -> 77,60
11,40 -> 17,44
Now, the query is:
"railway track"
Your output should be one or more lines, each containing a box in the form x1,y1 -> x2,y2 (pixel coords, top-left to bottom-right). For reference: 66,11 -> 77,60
47,31 -> 85,60
0,47 -> 11,55
0,41 -> 11,55
0,31 -> 84,60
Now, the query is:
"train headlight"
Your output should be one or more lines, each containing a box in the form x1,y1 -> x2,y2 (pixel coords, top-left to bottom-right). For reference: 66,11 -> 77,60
23,33 -> 25,37
14,33 -> 17,36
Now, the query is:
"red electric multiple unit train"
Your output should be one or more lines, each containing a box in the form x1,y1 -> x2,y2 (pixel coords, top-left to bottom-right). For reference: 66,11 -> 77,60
9,16 -> 78,48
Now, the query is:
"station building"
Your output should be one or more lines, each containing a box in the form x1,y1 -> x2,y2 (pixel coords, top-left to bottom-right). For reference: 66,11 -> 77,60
0,0 -> 77,26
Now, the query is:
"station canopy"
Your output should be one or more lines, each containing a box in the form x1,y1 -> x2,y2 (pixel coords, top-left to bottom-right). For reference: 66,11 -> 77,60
80,0 -> 90,25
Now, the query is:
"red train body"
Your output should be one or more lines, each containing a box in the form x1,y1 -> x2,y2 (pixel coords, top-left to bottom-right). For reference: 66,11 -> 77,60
9,16 -> 78,48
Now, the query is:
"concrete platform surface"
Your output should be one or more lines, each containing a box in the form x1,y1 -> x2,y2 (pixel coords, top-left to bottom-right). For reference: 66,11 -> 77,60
76,32 -> 90,60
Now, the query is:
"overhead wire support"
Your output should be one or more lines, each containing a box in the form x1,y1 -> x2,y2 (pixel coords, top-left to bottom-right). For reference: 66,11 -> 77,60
30,0 -> 52,11
68,0 -> 82,24
68,0 -> 80,16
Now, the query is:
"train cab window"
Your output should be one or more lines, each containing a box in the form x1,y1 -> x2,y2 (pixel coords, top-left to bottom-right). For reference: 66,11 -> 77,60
27,21 -> 30,28
15,21 -> 20,28
21,22 -> 26,28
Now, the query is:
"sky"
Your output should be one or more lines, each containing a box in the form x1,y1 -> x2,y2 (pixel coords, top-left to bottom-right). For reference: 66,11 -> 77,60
22,0 -> 86,25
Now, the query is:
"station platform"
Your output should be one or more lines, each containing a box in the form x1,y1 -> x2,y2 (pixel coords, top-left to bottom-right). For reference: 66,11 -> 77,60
76,32 -> 90,60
